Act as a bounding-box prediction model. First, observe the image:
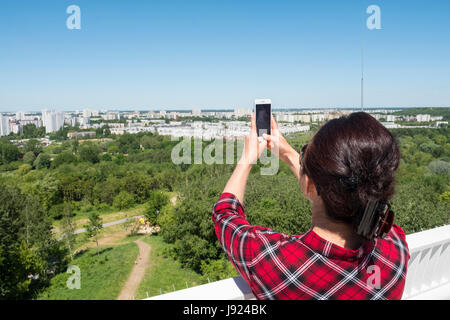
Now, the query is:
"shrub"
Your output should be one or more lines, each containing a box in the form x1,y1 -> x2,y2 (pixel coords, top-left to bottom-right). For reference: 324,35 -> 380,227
113,191 -> 135,210
145,191 -> 169,225
17,164 -> 32,176
428,160 -> 450,175
33,153 -> 51,169
23,151 -> 36,166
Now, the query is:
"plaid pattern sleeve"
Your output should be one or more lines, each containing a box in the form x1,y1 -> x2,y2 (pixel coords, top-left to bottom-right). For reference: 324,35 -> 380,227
212,192 -> 410,300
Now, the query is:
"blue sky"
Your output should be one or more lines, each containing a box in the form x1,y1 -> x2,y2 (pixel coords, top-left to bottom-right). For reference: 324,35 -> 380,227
0,0 -> 449,111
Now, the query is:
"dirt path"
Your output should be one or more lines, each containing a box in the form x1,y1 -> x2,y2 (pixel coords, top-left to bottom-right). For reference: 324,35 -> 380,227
117,239 -> 151,300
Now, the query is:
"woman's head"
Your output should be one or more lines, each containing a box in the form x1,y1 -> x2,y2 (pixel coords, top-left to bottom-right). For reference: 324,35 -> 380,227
301,112 -> 401,228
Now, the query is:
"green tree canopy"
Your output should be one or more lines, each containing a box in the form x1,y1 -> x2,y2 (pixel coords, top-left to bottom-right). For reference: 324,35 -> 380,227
33,153 -> 51,169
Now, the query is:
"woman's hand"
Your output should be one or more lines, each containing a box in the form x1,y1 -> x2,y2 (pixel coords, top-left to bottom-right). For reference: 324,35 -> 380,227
239,113 -> 267,165
263,116 -> 301,180
262,116 -> 298,163
223,114 -> 267,203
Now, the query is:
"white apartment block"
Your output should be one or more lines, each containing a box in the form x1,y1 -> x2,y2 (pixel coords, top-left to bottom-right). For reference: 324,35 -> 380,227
10,123 -> 22,135
19,119 -> 42,127
83,109 -> 99,118
416,114 -> 431,122
102,112 -> 121,121
0,114 -> 10,137
15,111 -> 26,121
234,109 -> 251,117
42,110 -> 65,133
386,115 -> 397,122
311,114 -> 326,122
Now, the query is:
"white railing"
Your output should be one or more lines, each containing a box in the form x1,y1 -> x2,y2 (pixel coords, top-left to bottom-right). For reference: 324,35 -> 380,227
402,224 -> 450,300
146,224 -> 450,300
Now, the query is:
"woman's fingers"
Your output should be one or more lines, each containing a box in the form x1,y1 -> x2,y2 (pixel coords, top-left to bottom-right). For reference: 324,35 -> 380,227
271,114 -> 279,131
263,133 -> 276,150
250,113 -> 257,134
258,139 -> 267,155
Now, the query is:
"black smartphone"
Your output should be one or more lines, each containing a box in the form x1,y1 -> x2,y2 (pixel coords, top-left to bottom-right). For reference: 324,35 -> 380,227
255,99 -> 271,139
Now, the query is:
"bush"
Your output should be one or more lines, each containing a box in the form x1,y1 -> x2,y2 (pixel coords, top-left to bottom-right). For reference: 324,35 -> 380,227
145,191 -> 169,225
0,142 -> 19,164
79,144 -> 100,164
113,191 -> 135,210
51,152 -> 77,168
440,191 -> 450,203
101,154 -> 112,161
49,203 -> 66,220
23,151 -> 36,166
428,160 -> 450,175
200,259 -> 239,282
33,153 -> 51,169
17,164 -> 32,176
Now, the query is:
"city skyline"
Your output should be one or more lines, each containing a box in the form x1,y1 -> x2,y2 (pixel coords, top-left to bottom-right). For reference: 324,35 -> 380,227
1,106 -> 449,114
1,0 -> 449,111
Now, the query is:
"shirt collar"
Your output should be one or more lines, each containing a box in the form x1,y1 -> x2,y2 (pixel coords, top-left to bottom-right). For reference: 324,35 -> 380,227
299,229 -> 376,261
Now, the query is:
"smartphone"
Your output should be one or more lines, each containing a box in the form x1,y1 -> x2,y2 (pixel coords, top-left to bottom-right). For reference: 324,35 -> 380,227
254,99 -> 271,140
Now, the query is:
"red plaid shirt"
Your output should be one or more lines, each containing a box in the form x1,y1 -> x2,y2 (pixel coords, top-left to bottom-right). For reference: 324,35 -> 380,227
212,192 -> 410,300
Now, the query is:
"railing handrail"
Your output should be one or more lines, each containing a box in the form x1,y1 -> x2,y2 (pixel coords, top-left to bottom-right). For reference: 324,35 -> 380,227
403,224 -> 450,251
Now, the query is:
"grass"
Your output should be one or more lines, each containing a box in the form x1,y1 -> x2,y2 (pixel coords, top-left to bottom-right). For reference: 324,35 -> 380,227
52,204 -> 146,235
36,242 -> 138,300
40,194 -> 205,300
135,235 -> 205,299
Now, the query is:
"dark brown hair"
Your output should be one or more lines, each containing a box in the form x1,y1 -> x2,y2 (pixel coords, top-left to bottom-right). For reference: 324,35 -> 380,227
302,112 -> 401,227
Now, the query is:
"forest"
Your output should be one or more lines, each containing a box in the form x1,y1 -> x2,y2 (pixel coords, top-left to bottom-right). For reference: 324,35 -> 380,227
0,122 -> 449,299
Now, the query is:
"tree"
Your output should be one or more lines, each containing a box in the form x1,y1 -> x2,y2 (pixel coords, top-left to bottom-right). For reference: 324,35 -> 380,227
72,139 -> 79,154
200,259 -> 238,282
24,139 -> 42,154
428,160 -> 450,175
118,133 -> 140,153
96,125 -> 111,138
106,143 -> 119,154
145,191 -> 169,224
49,126 -> 69,141
22,124 -> 45,139
113,191 -> 135,210
23,151 -> 36,166
0,183 -> 64,299
79,143 -> 100,164
61,203 -> 76,260
419,142 -> 438,154
51,151 -> 77,168
17,164 -> 32,176
0,185 -> 35,299
84,212 -> 103,257
94,177 -> 122,205
440,191 -> 450,203
33,153 -> 51,169
0,142 -> 19,164
101,153 -> 112,161
124,174 -> 153,203
433,134 -> 447,145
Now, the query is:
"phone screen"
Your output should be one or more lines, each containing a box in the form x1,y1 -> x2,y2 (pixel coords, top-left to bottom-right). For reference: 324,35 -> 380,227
255,104 -> 271,137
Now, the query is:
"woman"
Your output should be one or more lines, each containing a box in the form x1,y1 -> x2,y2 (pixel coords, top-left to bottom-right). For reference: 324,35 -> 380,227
212,112 -> 410,300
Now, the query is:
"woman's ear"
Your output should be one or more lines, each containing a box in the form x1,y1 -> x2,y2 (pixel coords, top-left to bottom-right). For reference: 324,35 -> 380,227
304,174 -> 320,198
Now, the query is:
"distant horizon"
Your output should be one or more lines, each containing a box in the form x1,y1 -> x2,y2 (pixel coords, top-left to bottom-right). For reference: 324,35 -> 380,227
1,106 -> 449,114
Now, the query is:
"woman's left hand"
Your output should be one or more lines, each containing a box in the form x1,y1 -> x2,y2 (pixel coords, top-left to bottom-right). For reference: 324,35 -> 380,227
239,113 -> 267,165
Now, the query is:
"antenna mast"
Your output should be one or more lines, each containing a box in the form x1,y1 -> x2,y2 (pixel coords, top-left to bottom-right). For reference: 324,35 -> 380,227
361,4 -> 365,111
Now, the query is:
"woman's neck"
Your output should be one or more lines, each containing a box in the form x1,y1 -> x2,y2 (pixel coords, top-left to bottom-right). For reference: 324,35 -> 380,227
311,201 -> 364,250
